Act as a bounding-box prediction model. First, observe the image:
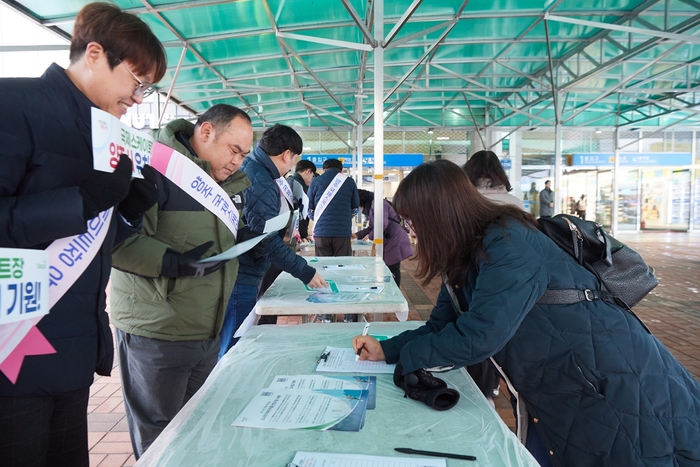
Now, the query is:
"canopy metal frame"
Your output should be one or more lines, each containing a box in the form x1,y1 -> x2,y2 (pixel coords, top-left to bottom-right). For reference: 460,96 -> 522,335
3,0 -> 699,132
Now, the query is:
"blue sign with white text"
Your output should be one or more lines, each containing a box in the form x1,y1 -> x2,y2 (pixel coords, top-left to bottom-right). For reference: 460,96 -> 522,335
572,153 -> 692,167
302,154 -> 424,168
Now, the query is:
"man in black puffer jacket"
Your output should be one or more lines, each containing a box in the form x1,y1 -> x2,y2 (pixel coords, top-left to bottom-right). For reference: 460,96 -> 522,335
0,3 -> 166,466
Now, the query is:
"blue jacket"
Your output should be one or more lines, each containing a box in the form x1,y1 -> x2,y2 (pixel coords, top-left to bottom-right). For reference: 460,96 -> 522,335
236,146 -> 316,286
307,168 -> 359,237
0,64 -> 138,396
381,219 -> 700,466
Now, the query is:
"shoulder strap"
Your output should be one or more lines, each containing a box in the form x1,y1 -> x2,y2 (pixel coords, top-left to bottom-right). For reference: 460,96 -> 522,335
537,289 -> 617,305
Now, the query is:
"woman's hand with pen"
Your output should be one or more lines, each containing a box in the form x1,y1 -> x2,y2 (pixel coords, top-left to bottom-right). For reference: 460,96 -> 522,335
351,335 -> 385,361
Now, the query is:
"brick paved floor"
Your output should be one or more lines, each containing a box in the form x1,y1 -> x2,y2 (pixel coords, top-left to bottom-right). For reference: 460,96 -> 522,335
89,232 -> 700,466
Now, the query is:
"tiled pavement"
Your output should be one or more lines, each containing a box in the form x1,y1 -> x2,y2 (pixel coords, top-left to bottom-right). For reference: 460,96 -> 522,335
88,232 -> 700,466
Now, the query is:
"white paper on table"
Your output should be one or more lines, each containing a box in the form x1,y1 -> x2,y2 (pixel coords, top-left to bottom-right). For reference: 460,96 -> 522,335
348,275 -> 392,283
322,264 -> 367,270
268,375 -> 371,391
316,346 -> 396,374
290,452 -> 447,467
232,389 -> 361,430
336,285 -> 384,294
198,211 -> 289,263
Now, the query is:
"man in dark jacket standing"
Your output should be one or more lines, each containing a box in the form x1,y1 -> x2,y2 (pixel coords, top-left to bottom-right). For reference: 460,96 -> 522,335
0,3 -> 166,466
539,179 -> 554,217
308,158 -> 360,257
218,124 -> 326,358
308,158 -> 360,322
110,105 -> 253,458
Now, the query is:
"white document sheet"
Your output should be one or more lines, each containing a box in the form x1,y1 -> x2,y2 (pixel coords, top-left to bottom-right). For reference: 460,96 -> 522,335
316,346 -> 396,374
322,264 -> 367,270
289,452 -> 446,467
268,375 -> 370,391
232,388 -> 366,431
337,285 -> 384,294
199,212 -> 289,263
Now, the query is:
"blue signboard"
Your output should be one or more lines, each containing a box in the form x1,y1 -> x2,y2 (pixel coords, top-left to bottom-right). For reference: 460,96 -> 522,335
572,153 -> 692,167
500,159 -> 512,170
302,154 -> 424,168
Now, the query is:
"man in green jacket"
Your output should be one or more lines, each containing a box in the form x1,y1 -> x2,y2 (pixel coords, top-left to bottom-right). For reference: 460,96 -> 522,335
110,104 -> 253,458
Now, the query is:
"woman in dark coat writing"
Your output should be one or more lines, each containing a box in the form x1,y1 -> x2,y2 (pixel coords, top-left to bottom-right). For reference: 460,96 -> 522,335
353,160 -> 700,467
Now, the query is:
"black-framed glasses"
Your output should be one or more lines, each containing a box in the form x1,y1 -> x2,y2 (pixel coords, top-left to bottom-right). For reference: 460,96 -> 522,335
118,59 -> 155,97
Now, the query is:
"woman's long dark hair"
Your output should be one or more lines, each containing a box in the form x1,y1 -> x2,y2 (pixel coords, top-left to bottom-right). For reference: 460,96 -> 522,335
462,150 -> 512,191
394,160 -> 538,286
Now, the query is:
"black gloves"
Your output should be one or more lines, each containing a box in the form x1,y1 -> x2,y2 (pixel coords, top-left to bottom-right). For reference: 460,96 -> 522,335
160,241 -> 227,278
237,225 -> 267,260
79,153 -> 132,220
119,165 -> 159,223
393,362 -> 460,411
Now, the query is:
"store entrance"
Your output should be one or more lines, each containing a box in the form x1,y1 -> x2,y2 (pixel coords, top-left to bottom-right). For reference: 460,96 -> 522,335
641,169 -> 691,231
562,168 -> 691,232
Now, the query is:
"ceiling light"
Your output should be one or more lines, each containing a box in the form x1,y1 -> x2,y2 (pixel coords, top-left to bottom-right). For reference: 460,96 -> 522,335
303,146 -> 311,151
427,130 -> 434,135
595,129 -> 602,134
368,136 -> 374,140
436,136 -> 450,140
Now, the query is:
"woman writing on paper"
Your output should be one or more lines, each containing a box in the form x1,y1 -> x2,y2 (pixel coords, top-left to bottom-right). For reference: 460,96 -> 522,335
352,160 -> 700,467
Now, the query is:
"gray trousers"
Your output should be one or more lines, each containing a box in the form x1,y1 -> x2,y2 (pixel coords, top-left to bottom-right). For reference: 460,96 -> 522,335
115,329 -> 218,459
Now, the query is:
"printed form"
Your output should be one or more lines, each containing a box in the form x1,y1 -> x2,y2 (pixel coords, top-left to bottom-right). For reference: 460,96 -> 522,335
316,347 -> 396,374
289,452 -> 446,467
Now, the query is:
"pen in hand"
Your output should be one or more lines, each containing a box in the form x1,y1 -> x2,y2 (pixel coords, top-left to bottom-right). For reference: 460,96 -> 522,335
355,321 -> 371,361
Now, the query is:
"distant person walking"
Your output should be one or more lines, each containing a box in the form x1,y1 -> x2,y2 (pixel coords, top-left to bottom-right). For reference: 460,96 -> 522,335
576,194 -> 587,220
528,182 -> 539,216
539,180 -> 554,218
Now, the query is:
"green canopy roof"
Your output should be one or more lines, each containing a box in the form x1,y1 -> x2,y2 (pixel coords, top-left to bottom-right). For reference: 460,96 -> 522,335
5,0 -> 700,132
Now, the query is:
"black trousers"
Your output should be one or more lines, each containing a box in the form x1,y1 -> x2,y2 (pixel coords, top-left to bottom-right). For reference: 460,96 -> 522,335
0,387 -> 90,467
387,262 -> 402,287
314,236 -> 352,257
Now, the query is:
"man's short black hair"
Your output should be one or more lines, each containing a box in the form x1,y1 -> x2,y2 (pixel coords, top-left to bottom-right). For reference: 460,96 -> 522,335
195,104 -> 251,136
259,124 -> 303,157
295,159 -> 317,174
322,158 -> 343,171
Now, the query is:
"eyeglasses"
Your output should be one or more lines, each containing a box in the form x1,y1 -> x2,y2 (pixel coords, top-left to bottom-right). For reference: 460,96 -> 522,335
117,58 -> 155,97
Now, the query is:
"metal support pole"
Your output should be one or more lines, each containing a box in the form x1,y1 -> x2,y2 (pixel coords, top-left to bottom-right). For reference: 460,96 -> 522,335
351,129 -> 358,184
356,94 -> 364,185
554,121 -> 562,215
158,46 -> 187,128
373,0 -> 385,259
612,127 -> 621,236
511,130 -> 523,201
691,130 -> 697,231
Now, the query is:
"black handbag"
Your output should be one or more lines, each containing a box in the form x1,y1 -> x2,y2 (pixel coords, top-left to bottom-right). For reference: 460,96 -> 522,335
538,214 -> 658,308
